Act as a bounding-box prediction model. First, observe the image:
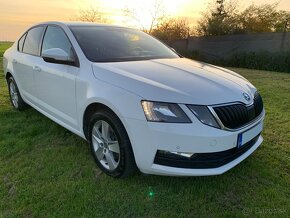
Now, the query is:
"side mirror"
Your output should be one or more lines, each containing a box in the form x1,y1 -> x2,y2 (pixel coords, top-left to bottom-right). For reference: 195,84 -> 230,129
42,48 -> 75,66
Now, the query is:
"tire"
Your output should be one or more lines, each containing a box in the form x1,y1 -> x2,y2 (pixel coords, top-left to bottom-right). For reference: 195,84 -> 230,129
88,108 -> 137,178
7,77 -> 28,111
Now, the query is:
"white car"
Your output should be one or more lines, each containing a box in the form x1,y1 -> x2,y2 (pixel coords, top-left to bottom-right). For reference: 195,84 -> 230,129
3,22 -> 265,178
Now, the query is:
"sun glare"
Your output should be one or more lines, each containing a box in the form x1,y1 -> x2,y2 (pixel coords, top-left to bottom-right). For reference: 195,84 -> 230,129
86,0 -> 203,29
1,0 -> 289,41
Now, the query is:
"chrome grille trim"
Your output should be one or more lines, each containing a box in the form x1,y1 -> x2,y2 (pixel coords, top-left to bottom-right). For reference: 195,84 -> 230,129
208,92 -> 264,131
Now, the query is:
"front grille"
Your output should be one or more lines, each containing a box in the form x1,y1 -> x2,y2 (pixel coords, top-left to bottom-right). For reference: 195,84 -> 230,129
154,134 -> 260,169
213,92 -> 263,129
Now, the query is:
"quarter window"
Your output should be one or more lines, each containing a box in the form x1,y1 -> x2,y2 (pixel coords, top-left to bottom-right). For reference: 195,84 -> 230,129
23,26 -> 45,56
18,33 -> 27,52
41,26 -> 74,60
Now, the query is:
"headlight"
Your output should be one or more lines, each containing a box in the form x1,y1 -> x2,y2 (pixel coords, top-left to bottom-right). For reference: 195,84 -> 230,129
141,101 -> 191,123
187,105 -> 220,128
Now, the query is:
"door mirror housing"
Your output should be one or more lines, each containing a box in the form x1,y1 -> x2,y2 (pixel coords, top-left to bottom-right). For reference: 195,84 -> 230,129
42,48 -> 76,66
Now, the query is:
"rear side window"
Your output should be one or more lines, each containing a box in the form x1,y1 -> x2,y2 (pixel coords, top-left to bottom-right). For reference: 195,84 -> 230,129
41,26 -> 74,60
23,26 -> 45,56
18,33 -> 27,52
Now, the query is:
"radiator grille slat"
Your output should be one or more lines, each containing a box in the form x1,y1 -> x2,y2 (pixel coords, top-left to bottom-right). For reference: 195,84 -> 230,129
214,92 -> 263,129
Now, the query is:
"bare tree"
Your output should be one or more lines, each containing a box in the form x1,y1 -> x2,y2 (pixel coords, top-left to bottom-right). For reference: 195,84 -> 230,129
72,6 -> 110,23
123,0 -> 166,33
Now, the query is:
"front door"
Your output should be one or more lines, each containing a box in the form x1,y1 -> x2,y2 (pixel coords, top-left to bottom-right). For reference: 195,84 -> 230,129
34,25 -> 79,129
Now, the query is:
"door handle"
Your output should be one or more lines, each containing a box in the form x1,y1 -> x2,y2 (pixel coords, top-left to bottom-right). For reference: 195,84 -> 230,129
33,66 -> 42,72
12,59 -> 18,64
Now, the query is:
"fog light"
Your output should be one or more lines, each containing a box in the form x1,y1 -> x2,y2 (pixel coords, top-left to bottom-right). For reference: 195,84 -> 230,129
171,152 -> 194,158
158,150 -> 194,158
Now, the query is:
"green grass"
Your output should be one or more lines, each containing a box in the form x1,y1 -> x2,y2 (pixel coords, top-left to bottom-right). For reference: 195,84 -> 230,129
0,42 -> 289,217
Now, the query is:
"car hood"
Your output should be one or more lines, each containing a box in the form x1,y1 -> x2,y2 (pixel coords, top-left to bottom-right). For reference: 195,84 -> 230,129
92,58 -> 257,105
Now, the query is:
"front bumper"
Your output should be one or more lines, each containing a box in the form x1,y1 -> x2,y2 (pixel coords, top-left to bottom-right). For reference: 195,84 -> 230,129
123,107 -> 265,176
150,135 -> 263,176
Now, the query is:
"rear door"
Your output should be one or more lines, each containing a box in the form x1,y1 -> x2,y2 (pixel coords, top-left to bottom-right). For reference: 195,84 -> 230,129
13,26 -> 45,101
34,25 -> 79,129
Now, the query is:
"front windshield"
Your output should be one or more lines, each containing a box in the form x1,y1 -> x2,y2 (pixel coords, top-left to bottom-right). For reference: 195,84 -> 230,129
69,26 -> 180,62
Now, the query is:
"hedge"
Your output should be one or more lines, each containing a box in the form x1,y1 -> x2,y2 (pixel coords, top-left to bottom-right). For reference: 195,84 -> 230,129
181,50 -> 290,73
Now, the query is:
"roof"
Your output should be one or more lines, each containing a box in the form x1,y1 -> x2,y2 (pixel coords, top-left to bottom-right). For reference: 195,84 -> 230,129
36,21 -> 124,28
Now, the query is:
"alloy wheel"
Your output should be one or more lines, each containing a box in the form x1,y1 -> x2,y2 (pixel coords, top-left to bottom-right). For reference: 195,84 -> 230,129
92,120 -> 120,171
9,81 -> 19,108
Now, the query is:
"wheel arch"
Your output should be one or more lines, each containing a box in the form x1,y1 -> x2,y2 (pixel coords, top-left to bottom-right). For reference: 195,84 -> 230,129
82,101 -> 124,140
5,72 -> 13,82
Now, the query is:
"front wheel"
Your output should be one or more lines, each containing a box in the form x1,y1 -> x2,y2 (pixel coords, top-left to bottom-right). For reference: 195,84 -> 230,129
7,77 -> 28,110
88,109 -> 137,178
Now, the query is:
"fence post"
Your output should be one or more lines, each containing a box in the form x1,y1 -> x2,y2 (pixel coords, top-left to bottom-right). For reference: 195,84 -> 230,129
186,28 -> 190,50
281,19 -> 289,52
283,19 -> 288,33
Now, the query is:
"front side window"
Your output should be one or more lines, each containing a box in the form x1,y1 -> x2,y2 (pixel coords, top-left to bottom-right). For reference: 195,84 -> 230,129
18,33 -> 27,52
41,26 -> 74,60
23,26 -> 45,56
70,26 -> 179,62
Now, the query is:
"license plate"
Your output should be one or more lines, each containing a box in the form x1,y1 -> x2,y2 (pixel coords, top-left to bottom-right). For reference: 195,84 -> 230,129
237,122 -> 263,148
